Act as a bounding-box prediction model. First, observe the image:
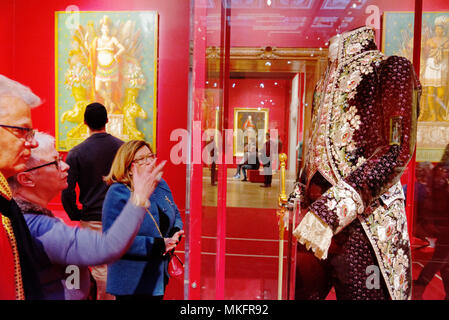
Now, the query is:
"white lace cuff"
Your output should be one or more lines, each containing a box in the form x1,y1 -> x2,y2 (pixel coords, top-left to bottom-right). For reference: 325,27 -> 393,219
293,211 -> 333,260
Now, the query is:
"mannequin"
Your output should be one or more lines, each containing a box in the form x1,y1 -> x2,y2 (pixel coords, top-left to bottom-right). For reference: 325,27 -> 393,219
290,26 -> 421,300
328,34 -> 339,62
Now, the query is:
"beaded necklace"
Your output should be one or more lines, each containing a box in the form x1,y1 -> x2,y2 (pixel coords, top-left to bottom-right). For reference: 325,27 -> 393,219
0,171 -> 25,300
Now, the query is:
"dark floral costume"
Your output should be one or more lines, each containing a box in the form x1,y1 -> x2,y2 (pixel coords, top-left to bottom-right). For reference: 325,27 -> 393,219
292,26 -> 421,300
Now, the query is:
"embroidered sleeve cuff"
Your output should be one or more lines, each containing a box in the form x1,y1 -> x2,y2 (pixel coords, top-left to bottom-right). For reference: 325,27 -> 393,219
310,180 -> 364,234
293,211 -> 333,260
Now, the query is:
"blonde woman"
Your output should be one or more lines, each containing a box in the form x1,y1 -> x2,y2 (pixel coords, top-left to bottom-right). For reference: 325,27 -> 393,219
102,140 -> 184,300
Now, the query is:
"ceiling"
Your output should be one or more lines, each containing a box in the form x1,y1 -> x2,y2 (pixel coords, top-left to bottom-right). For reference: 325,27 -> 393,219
199,0 -> 415,48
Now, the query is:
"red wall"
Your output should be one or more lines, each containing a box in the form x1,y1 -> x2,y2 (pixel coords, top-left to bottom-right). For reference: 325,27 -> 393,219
228,78 -> 290,160
0,0 -> 14,78
423,0 -> 449,10
3,0 -> 190,218
201,78 -> 290,168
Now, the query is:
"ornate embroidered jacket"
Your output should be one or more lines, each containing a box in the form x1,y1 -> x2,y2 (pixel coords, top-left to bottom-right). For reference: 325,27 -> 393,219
292,26 -> 421,300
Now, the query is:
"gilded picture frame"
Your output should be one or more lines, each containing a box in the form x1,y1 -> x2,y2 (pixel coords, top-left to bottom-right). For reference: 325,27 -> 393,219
233,108 -> 269,157
55,11 -> 158,152
383,11 -> 449,162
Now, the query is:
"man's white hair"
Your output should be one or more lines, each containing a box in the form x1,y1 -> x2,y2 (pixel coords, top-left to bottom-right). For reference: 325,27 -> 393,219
30,131 -> 56,161
0,74 -> 42,109
7,131 -> 56,192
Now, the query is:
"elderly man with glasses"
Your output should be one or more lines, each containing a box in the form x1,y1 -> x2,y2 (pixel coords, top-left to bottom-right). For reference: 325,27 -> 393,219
7,131 -> 165,300
0,74 -> 42,300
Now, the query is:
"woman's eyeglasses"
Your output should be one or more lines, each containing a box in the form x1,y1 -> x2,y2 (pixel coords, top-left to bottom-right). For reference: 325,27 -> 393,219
133,154 -> 156,165
0,124 -> 35,142
24,155 -> 63,172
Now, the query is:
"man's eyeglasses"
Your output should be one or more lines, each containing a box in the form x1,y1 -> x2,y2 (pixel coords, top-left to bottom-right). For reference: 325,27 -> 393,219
24,155 -> 63,172
0,124 -> 35,142
133,153 -> 156,165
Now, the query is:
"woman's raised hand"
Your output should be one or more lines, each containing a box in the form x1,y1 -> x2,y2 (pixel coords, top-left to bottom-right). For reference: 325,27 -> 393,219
131,158 -> 166,203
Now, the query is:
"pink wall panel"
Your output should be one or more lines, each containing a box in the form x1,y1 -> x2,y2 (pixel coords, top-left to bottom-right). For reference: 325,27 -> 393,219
0,0 -> 14,77
228,78 -> 290,157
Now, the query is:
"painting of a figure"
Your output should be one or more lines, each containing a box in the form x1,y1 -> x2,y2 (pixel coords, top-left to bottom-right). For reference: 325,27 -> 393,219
56,11 -> 158,151
383,12 -> 449,162
233,108 -> 269,156
88,15 -> 125,114
420,16 -> 449,121
383,12 -> 449,122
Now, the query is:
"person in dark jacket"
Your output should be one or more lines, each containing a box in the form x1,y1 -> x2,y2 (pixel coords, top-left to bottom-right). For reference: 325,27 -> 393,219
259,132 -> 273,187
61,102 -> 123,299
206,136 -> 217,185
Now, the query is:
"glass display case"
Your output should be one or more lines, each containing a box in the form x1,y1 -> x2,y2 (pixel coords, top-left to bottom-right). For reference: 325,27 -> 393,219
187,0 -> 449,300
2,0 -> 449,301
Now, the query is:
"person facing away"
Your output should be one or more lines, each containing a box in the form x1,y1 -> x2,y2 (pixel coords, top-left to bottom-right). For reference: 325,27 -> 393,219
0,74 -> 43,300
7,131 -> 165,300
102,140 -> 184,300
61,102 -> 123,300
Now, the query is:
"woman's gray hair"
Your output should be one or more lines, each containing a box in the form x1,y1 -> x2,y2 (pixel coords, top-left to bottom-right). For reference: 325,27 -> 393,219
7,131 -> 56,192
30,131 -> 56,161
0,74 -> 42,109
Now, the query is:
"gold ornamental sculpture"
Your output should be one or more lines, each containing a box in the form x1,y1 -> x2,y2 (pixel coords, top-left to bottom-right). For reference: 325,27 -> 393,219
58,13 -> 156,150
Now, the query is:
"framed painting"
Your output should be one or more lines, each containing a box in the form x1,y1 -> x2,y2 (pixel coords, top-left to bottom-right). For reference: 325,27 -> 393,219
55,11 -> 158,152
233,108 -> 269,157
383,11 -> 449,162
